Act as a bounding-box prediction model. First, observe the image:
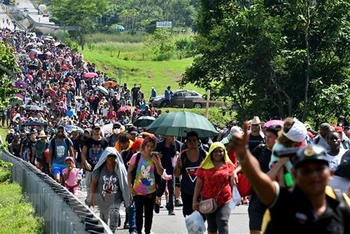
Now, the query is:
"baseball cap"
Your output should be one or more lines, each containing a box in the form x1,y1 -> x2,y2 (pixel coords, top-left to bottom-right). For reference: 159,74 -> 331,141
128,126 -> 138,135
320,123 -> 331,129
293,145 -> 329,168
92,123 -> 101,129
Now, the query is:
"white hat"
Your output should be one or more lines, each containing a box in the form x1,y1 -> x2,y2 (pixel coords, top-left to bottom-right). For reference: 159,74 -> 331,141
251,116 -> 261,125
220,126 -> 242,145
283,118 -> 307,143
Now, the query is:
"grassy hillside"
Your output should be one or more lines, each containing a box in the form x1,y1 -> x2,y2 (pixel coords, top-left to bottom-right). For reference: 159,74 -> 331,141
81,38 -> 203,99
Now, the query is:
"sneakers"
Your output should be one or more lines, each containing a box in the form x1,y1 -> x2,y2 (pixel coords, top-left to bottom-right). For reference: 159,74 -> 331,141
168,210 -> 175,215
175,199 -> 183,207
124,222 -> 130,229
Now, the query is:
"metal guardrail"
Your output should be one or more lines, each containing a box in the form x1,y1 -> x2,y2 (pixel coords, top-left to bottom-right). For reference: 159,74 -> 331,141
0,148 -> 113,234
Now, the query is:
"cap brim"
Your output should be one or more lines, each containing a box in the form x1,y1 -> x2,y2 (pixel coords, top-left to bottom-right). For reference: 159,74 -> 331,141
294,158 -> 329,168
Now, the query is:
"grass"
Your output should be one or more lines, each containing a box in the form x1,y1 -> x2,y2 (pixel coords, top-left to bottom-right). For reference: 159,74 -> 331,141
0,128 -> 7,145
0,164 -> 45,234
85,33 -> 145,44
81,45 -> 201,98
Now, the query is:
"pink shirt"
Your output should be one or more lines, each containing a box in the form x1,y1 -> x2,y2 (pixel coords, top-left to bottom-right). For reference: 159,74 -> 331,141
62,168 -> 80,186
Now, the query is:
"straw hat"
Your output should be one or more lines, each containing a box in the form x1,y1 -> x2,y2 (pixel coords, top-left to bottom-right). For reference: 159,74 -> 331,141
38,131 -> 47,138
251,116 -> 261,125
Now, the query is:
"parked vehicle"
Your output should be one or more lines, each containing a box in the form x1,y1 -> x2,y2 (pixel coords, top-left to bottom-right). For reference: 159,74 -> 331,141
151,89 -> 206,108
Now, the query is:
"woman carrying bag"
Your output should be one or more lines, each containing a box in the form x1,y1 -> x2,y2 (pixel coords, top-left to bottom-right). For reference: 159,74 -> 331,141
192,142 -> 235,234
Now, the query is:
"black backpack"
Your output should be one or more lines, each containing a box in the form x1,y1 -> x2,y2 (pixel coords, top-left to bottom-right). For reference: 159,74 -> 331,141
131,152 -> 161,186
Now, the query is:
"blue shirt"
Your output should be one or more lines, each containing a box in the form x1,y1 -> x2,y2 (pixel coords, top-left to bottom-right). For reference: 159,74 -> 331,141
164,89 -> 171,100
151,89 -> 157,98
66,109 -> 73,118
50,138 -> 73,165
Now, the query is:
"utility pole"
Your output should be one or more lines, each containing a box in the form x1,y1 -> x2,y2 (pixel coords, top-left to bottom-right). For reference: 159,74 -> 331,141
205,90 -> 210,119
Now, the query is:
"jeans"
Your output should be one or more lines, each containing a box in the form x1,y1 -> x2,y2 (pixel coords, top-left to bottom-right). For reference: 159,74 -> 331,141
99,201 -> 122,232
156,178 -> 174,211
134,193 -> 156,234
128,201 -> 137,233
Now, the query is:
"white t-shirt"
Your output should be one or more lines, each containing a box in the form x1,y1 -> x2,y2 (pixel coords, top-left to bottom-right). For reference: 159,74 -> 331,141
326,148 -> 347,171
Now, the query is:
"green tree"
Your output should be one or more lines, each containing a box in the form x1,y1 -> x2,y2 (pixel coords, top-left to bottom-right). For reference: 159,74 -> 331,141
50,0 -> 108,47
0,41 -> 19,107
181,0 -> 350,122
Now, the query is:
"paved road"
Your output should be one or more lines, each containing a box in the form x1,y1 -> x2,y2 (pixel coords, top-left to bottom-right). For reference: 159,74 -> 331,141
16,0 -> 52,25
76,189 -> 249,234
0,5 -> 15,30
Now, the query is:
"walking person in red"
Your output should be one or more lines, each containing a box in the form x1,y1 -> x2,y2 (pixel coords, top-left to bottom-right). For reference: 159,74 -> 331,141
192,142 -> 235,234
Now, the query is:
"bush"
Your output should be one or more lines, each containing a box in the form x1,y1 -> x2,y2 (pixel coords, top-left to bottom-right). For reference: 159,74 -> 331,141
0,183 -> 45,234
0,160 -> 44,233
0,160 -> 12,183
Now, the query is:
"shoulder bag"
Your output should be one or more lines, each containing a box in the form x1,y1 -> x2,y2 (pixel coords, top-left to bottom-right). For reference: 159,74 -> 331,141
199,183 -> 225,214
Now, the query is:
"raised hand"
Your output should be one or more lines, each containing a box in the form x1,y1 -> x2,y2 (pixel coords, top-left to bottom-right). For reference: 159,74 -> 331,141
229,122 -> 250,159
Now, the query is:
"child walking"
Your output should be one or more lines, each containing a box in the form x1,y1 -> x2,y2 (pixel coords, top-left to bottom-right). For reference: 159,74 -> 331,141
63,157 -> 81,195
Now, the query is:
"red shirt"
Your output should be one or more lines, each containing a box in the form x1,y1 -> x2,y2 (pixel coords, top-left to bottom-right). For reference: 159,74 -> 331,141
107,111 -> 116,120
196,162 -> 234,207
79,111 -> 89,122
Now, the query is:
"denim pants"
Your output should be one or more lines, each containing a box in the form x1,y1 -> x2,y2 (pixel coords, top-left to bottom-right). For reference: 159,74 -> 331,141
99,201 -> 122,232
134,193 -> 156,234
128,200 -> 137,233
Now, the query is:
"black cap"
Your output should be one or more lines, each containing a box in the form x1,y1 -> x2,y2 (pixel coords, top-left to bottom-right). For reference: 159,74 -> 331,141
113,123 -> 121,129
294,145 -> 329,168
128,126 -> 138,134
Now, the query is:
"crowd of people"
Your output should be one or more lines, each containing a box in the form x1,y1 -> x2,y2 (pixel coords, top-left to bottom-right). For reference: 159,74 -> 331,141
2,26 -> 350,234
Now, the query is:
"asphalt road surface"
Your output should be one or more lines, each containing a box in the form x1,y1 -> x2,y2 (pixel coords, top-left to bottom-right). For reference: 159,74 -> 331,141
76,189 -> 249,234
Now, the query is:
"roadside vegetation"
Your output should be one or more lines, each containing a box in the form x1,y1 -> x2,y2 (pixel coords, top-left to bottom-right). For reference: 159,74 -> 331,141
0,159 -> 45,234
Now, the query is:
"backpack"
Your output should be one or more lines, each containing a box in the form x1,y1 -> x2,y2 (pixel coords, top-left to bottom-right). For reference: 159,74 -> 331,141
131,152 -> 161,186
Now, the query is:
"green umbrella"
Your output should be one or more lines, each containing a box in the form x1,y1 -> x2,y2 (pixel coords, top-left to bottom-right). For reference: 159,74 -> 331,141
9,96 -> 23,105
96,85 -> 108,95
146,111 -> 218,138
133,116 -> 156,127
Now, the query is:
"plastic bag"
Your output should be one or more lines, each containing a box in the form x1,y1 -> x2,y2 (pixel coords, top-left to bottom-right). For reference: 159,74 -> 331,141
229,186 -> 241,210
185,211 -> 206,234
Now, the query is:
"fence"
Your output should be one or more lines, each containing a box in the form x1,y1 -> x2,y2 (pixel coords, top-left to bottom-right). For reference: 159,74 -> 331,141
0,149 -> 112,234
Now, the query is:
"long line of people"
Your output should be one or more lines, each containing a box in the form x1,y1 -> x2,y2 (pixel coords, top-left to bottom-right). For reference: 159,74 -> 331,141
2,28 -> 350,234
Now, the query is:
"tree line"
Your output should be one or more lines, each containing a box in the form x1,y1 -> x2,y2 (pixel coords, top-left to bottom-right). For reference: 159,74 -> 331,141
181,0 -> 350,127
48,0 -> 198,33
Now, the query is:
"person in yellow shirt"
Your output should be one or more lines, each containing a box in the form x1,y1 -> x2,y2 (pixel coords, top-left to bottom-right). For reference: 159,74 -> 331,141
115,132 -> 133,153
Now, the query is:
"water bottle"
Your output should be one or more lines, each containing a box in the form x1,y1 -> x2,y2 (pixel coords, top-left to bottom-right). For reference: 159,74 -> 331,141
284,172 -> 294,187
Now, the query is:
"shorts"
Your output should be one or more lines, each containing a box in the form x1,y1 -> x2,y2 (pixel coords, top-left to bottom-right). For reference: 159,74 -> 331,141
248,194 -> 267,230
52,163 -> 66,177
